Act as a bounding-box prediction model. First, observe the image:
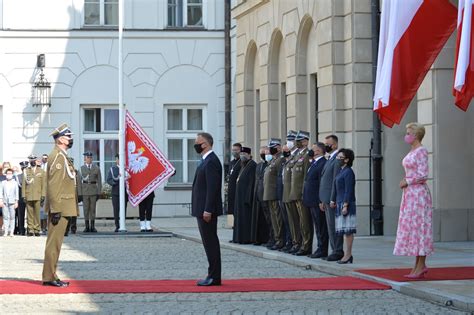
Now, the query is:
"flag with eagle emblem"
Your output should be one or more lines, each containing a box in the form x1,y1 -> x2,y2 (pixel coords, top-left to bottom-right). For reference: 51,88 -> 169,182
125,110 -> 175,207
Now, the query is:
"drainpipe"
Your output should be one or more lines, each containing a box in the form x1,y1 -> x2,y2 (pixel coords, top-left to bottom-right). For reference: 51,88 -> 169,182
371,0 -> 383,235
224,0 -> 232,213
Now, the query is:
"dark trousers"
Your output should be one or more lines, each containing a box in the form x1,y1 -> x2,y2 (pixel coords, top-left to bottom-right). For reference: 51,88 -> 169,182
138,195 -> 154,221
260,200 -> 274,243
324,203 -> 344,256
197,216 -> 221,280
112,194 -> 128,228
279,201 -> 291,245
310,206 -> 329,255
15,201 -> 26,234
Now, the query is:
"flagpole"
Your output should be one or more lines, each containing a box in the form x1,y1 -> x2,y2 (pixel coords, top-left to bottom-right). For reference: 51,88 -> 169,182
118,0 -> 127,232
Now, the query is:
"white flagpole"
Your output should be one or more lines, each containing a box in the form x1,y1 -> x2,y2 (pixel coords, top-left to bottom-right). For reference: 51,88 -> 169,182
118,0 -> 127,232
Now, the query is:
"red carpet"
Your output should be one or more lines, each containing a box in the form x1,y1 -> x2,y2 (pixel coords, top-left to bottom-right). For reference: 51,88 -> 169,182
0,277 -> 390,294
356,266 -> 474,282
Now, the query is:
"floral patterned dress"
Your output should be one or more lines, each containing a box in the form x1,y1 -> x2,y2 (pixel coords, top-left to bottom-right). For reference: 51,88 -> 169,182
394,146 -> 434,256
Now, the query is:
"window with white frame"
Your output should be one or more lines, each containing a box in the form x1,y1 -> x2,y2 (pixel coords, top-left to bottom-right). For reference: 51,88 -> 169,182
82,106 -> 119,183
167,0 -> 203,28
84,0 -> 118,26
166,106 -> 205,185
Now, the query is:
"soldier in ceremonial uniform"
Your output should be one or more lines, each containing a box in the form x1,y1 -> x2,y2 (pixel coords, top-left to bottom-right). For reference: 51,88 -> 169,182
42,123 -> 79,287
289,130 -> 313,256
282,130 -> 301,254
22,154 -> 46,236
78,151 -> 102,233
263,138 -> 286,250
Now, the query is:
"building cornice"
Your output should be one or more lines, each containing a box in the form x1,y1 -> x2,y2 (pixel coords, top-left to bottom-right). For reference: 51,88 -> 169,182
231,0 -> 270,20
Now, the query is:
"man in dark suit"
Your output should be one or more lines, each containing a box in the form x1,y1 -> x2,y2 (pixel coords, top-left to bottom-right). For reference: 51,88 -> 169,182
319,134 -> 343,261
14,161 -> 28,235
191,132 -> 223,286
303,142 -> 328,258
107,154 -> 128,232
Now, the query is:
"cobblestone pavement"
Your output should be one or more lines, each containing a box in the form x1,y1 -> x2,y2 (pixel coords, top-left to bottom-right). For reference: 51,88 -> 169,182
0,222 -> 468,314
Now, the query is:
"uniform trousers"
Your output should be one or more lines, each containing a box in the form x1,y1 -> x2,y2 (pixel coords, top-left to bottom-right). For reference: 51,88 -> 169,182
279,201 -> 291,245
112,194 -> 128,229
42,216 -> 69,281
259,200 -> 274,243
324,203 -> 344,256
83,195 -> 98,220
285,201 -> 301,247
139,195 -> 153,221
26,200 -> 41,233
295,200 -> 313,252
15,199 -> 26,234
268,200 -> 284,246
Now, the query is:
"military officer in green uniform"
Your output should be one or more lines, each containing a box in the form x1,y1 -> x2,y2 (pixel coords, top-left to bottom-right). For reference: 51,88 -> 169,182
42,123 -> 79,287
282,130 -> 301,254
263,138 -> 286,250
22,154 -> 46,236
78,151 -> 102,233
289,130 -> 313,256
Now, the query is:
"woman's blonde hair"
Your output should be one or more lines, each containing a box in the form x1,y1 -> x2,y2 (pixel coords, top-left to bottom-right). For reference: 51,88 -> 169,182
406,122 -> 425,141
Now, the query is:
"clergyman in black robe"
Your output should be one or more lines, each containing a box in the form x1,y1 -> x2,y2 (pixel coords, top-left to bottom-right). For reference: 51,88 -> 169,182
232,147 -> 256,244
226,143 -> 242,215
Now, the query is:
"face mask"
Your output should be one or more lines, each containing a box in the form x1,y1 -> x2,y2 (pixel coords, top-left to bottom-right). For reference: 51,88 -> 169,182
265,154 -> 273,162
296,140 -> 303,148
194,143 -> 204,154
307,149 -> 315,158
286,141 -> 294,150
67,138 -> 74,149
325,144 -> 332,153
232,151 -> 240,159
269,147 -> 278,155
30,161 -> 36,167
260,153 -> 266,160
6,174 -> 13,180
283,151 -> 290,158
404,134 -> 416,144
240,155 -> 249,162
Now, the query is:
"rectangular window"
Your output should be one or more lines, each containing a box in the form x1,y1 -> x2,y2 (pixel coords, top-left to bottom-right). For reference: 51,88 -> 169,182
84,0 -> 118,26
82,106 -> 119,185
167,0 -> 203,28
165,106 -> 205,185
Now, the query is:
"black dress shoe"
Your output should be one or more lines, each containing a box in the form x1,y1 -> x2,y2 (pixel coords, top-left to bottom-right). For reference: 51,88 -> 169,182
35,233 -> 41,237
270,244 -> 284,250
114,228 -> 119,233
294,250 -> 311,256
146,229 -> 153,233
27,233 -> 34,237
326,253 -> 344,261
280,244 -> 293,253
288,246 -> 300,254
196,277 -> 221,286
337,256 -> 353,264
43,280 -> 69,287
309,252 -> 328,259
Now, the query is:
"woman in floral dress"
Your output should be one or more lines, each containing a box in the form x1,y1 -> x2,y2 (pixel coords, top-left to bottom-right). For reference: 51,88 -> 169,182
394,123 -> 433,279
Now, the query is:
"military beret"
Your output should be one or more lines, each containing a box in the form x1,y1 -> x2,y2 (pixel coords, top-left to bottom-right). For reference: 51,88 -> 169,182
295,130 -> 310,141
83,151 -> 93,157
50,123 -> 74,139
241,147 -> 251,154
28,154 -> 37,160
268,138 -> 282,148
286,130 -> 297,141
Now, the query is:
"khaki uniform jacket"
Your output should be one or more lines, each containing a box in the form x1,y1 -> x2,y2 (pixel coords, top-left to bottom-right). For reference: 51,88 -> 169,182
22,166 -> 46,201
263,156 -> 284,201
289,147 -> 311,201
44,145 -> 79,216
282,151 -> 298,203
77,164 -> 102,196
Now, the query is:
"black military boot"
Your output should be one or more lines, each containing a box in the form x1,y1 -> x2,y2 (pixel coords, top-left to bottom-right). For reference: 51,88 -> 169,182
90,220 -> 97,233
83,220 -> 90,233
71,217 -> 77,234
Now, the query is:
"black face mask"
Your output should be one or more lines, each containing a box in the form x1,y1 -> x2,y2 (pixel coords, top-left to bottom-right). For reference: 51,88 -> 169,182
260,153 -> 266,160
30,161 -> 36,167
325,144 -> 332,153
269,147 -> 278,155
67,138 -> 74,149
194,143 -> 204,154
307,149 -> 315,158
296,140 -> 303,148
283,151 -> 290,158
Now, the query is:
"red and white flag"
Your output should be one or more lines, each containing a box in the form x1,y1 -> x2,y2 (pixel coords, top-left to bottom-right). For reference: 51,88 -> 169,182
453,0 -> 474,111
373,0 -> 457,127
125,110 -> 175,207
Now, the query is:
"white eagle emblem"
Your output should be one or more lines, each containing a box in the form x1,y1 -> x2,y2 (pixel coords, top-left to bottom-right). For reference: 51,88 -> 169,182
127,141 -> 149,174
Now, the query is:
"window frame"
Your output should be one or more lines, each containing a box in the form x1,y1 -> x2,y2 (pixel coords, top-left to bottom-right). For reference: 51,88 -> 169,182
165,104 -> 207,187
166,0 -> 205,29
83,0 -> 118,28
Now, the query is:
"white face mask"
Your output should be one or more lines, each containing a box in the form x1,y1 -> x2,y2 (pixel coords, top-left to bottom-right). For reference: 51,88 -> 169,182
287,141 -> 294,150
6,174 -> 13,180
265,154 -> 273,162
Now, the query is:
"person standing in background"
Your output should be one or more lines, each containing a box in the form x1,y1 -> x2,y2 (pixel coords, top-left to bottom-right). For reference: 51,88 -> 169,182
78,152 -> 102,233
22,154 -> 46,237
107,154 -> 128,233
250,147 -> 271,245
226,143 -> 241,234
13,162 -> 27,235
41,154 -> 48,171
138,192 -> 155,232
0,168 -> 19,237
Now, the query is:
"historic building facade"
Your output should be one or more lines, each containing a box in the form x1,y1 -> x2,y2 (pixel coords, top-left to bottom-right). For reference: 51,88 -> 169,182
232,0 -> 473,240
0,0 -> 225,217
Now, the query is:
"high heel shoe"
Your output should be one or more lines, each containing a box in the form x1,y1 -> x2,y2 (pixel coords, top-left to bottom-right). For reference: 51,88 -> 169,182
337,256 -> 353,264
404,268 -> 427,279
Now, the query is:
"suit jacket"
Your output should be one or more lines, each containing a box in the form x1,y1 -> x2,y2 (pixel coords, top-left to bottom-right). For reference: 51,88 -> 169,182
332,166 -> 356,203
319,151 -> 342,204
302,157 -> 327,208
191,151 -> 223,217
44,145 -> 79,216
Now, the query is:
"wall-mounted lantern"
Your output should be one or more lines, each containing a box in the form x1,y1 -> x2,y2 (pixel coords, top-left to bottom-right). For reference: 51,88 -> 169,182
33,54 -> 51,107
